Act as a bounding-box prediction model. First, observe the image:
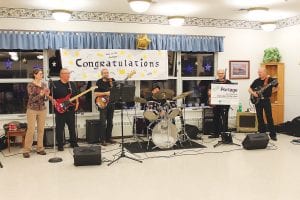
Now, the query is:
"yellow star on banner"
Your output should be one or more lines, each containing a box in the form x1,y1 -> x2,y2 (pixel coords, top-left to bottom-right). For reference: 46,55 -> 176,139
97,52 -> 104,57
97,72 -> 102,78
140,72 -> 145,78
119,50 -> 126,56
127,54 -> 133,59
63,50 -> 69,57
82,73 -> 88,79
142,54 -> 148,60
74,51 -> 80,57
157,51 -> 163,56
69,60 -> 74,65
153,69 -> 158,75
119,69 -> 126,75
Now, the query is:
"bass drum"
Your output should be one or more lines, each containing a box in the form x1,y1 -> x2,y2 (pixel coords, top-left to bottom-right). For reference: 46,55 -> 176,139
152,120 -> 178,149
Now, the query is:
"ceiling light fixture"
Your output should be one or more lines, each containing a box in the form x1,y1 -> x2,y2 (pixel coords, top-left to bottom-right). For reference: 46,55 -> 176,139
246,7 -> 269,21
128,0 -> 152,13
261,22 -> 277,32
52,10 -> 72,22
168,16 -> 185,27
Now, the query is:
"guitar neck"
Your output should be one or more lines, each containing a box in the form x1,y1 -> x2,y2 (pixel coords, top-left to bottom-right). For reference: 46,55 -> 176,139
69,87 -> 96,102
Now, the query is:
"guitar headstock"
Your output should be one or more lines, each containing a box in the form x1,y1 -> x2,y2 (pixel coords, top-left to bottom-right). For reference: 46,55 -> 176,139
127,70 -> 136,79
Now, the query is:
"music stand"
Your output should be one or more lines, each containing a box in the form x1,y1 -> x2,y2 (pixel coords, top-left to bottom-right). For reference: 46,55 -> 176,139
210,82 -> 240,148
108,84 -> 142,166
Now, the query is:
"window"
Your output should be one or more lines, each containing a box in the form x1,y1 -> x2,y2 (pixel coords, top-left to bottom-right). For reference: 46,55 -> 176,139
0,83 -> 28,114
181,52 -> 214,77
0,50 -> 43,79
182,80 -> 212,107
168,52 -> 177,77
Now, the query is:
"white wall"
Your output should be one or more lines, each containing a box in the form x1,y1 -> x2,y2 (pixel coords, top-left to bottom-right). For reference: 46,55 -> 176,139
0,18 -> 278,137
273,25 -> 300,121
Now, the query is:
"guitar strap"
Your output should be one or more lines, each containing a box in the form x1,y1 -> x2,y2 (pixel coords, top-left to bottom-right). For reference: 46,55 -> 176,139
68,82 -> 73,95
263,77 -> 269,86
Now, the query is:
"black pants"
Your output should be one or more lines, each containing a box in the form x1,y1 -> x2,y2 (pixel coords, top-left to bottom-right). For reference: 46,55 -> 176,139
99,103 -> 115,142
255,98 -> 276,137
55,110 -> 77,147
213,106 -> 229,135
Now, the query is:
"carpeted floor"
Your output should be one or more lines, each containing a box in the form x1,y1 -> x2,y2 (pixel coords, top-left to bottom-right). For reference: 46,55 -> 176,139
124,140 -> 206,153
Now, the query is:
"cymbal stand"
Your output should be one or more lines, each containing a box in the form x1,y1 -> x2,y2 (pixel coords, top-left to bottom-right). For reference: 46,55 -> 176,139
178,97 -> 192,146
130,104 -> 143,149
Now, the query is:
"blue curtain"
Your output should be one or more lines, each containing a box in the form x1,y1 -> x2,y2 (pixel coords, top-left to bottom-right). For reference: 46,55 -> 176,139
0,31 -> 224,52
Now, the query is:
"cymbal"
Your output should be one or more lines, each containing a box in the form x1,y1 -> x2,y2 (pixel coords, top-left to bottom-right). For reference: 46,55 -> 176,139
172,91 -> 193,100
153,89 -> 175,100
133,96 -> 147,104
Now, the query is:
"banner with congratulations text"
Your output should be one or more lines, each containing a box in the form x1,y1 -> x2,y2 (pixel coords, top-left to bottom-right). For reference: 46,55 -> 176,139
211,84 -> 239,105
60,49 -> 168,81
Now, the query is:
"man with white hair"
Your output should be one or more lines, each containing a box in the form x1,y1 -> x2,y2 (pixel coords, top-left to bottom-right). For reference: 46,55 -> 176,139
208,69 -> 231,138
249,67 -> 278,141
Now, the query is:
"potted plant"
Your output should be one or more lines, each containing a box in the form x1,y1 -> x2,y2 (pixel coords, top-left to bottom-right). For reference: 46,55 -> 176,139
263,48 -> 281,63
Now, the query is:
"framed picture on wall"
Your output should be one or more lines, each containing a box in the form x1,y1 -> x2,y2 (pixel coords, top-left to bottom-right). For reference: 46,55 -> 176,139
229,60 -> 250,79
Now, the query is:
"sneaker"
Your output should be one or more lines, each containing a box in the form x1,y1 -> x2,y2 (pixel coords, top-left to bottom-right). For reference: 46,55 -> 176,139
107,139 -> 117,144
23,153 -> 30,158
37,150 -> 47,155
101,141 -> 107,146
70,143 -> 79,148
58,146 -> 64,151
208,134 -> 219,139
270,135 -> 277,141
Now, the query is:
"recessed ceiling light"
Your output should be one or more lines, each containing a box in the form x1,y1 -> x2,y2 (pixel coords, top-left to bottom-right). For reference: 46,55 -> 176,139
261,22 -> 277,32
128,0 -> 152,13
168,16 -> 185,27
52,10 -> 72,22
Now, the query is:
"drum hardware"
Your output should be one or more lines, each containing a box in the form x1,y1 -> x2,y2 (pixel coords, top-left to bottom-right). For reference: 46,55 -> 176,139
175,92 -> 194,146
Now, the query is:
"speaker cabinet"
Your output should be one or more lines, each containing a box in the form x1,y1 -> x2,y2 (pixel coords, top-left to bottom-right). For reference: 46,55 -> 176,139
242,133 -> 269,150
43,128 -> 65,147
236,112 -> 258,133
86,120 -> 104,144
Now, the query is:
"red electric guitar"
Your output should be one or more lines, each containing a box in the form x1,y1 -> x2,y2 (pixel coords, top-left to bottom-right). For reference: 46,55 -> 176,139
54,86 -> 98,113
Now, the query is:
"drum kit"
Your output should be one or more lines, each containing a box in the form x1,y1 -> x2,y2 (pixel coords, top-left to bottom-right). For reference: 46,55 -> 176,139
133,89 -> 193,150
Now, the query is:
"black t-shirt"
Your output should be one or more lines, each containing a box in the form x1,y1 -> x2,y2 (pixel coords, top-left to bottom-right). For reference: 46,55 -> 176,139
250,77 -> 278,98
95,78 -> 115,93
50,80 -> 78,111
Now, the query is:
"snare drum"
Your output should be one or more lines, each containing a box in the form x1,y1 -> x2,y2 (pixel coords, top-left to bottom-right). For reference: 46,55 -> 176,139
163,101 -> 180,119
143,101 -> 161,121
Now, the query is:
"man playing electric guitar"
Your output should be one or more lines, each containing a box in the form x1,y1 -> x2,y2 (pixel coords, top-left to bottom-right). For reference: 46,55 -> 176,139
248,67 -> 279,141
94,68 -> 116,146
49,68 -> 79,151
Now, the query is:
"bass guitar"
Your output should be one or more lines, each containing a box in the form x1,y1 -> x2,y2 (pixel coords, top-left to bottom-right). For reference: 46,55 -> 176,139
250,79 -> 278,105
95,70 -> 136,109
55,86 -> 98,113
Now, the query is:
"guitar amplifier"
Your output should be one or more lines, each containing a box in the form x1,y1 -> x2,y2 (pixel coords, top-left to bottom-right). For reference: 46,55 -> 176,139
73,146 -> 101,166
86,120 -> 104,144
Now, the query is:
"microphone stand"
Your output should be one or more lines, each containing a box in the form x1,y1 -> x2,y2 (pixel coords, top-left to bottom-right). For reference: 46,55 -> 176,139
48,78 -> 63,163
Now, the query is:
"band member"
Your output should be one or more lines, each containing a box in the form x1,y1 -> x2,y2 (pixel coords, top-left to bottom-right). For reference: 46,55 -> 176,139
49,68 -> 79,151
208,69 -> 231,138
146,84 -> 166,105
248,67 -> 278,141
95,68 -> 116,146
23,69 -> 49,158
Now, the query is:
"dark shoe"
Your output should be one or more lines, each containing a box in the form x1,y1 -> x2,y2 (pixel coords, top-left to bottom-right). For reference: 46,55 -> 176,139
58,146 -> 64,151
107,139 -> 117,144
101,141 -> 107,146
37,150 -> 47,155
208,134 -> 219,139
270,135 -> 277,141
70,143 -> 79,148
23,153 -> 30,158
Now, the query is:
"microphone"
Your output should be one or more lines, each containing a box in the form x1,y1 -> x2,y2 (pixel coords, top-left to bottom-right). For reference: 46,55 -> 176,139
47,76 -> 56,88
